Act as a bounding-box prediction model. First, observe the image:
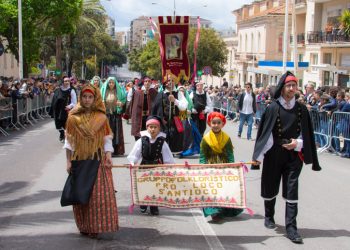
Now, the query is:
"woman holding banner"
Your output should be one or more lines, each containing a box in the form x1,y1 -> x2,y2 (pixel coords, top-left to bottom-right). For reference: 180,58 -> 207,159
199,112 -> 243,221
63,84 -> 118,238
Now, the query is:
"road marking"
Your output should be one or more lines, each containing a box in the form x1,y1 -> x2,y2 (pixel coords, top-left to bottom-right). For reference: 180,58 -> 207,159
190,208 -> 225,250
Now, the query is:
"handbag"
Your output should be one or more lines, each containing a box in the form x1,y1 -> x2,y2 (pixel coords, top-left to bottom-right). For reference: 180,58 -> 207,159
60,159 -> 100,207
173,116 -> 184,133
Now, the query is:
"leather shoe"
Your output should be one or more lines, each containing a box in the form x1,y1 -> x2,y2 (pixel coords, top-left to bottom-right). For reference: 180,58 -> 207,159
287,231 -> 303,244
264,217 -> 276,229
140,206 -> 147,213
150,206 -> 159,215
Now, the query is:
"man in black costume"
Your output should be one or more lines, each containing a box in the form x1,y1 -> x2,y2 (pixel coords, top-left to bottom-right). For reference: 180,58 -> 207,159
151,78 -> 188,153
50,77 -> 77,142
252,71 -> 321,244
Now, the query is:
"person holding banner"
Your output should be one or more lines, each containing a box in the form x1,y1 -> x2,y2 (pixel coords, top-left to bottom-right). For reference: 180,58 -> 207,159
152,78 -> 188,153
252,71 -> 321,244
200,112 -> 243,221
63,84 -> 118,238
127,115 -> 175,215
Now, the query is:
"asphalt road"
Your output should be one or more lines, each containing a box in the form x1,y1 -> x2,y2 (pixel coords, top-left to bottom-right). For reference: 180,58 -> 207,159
0,118 -> 349,250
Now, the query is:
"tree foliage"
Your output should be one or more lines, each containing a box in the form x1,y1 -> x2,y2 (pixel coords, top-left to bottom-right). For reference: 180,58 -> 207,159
339,9 -> 350,36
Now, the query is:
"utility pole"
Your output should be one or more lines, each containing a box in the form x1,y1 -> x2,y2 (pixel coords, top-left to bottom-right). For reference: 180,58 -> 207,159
18,0 -> 23,79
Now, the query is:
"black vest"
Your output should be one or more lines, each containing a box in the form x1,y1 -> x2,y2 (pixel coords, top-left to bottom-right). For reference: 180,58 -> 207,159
272,102 -> 301,143
193,92 -> 207,112
163,91 -> 180,118
141,136 -> 165,165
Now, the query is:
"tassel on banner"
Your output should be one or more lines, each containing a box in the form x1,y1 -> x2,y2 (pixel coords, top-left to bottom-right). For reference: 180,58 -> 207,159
241,161 -> 249,173
128,204 -> 135,214
246,207 -> 254,216
129,164 -> 135,214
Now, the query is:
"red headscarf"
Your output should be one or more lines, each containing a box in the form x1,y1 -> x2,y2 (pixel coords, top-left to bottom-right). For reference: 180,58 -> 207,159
207,112 -> 226,126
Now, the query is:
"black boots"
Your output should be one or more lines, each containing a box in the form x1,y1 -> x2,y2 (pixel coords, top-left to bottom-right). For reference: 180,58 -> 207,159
286,202 -> 303,244
140,206 -> 159,215
264,199 -> 276,229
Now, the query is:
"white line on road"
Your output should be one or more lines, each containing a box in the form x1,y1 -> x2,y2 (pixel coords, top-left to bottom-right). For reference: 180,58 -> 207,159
191,208 -> 225,250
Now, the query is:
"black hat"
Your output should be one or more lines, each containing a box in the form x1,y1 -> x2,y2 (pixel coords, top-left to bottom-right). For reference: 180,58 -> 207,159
274,71 -> 298,99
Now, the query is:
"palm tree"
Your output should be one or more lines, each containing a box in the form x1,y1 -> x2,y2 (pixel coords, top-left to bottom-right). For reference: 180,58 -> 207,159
339,9 -> 350,37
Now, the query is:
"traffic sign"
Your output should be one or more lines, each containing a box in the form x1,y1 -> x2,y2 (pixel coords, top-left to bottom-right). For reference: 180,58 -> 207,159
202,66 -> 212,75
37,63 -> 44,69
0,42 -> 4,56
55,69 -> 61,75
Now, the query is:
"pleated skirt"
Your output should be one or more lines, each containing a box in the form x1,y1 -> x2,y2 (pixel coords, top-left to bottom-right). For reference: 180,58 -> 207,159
73,164 -> 118,234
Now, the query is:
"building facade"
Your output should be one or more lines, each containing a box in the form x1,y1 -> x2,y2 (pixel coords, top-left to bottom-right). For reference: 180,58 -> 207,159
0,39 -> 19,78
232,0 -> 292,87
299,0 -> 350,88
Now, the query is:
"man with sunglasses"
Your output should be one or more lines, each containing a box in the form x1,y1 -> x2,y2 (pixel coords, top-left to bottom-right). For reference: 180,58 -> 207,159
237,82 -> 256,140
50,76 -> 77,142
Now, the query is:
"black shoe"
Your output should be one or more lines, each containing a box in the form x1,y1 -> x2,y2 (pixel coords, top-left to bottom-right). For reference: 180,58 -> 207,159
150,206 -> 159,215
238,134 -> 241,138
250,164 -> 260,170
140,206 -> 147,213
264,217 -> 276,229
287,231 -> 303,244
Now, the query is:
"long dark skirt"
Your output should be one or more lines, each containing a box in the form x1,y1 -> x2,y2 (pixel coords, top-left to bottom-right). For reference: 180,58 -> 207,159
107,113 -> 125,155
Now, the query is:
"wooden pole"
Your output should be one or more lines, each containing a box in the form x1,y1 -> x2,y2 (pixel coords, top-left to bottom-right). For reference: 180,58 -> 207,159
112,162 -> 255,169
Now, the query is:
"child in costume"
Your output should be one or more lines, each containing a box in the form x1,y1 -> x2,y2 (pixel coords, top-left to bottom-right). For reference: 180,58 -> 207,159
200,111 -> 243,221
127,115 -> 175,215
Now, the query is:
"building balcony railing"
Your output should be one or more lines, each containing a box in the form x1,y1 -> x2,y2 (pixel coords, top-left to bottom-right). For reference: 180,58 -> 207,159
307,31 -> 350,44
290,33 -> 305,45
295,0 -> 306,4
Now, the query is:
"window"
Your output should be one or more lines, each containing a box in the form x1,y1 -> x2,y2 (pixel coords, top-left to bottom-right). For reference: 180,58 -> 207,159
323,53 -> 332,64
278,33 -> 283,53
245,34 -> 248,52
323,71 -> 330,86
298,54 -> 304,62
310,53 -> 318,65
257,32 -> 261,53
251,33 -> 254,52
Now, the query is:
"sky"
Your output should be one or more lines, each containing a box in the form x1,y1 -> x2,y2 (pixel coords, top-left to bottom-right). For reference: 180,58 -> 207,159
101,0 -> 253,32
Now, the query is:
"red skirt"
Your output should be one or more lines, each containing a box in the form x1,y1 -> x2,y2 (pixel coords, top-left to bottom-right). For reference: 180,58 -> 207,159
73,164 -> 118,233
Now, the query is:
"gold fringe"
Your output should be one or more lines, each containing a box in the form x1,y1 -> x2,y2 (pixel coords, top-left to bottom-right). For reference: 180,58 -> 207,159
66,111 -> 111,161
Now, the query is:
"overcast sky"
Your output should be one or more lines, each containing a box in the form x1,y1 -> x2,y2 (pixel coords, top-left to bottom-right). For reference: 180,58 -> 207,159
101,0 -> 253,31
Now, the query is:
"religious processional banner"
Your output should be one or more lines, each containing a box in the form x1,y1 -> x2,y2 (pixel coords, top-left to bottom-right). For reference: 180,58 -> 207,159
130,164 -> 247,209
158,16 -> 190,83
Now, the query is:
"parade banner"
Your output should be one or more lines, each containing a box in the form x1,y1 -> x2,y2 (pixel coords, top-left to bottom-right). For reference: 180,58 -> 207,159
158,16 -> 190,83
130,163 -> 247,209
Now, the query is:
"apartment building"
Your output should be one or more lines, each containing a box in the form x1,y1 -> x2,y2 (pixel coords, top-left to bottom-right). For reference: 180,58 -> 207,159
105,15 -> 116,40
129,16 -> 212,51
232,0 -> 292,87
0,39 -> 19,78
298,0 -> 350,88
116,31 -> 130,48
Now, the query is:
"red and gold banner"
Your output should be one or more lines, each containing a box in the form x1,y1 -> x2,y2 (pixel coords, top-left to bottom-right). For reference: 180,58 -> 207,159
130,163 -> 247,209
158,16 -> 190,83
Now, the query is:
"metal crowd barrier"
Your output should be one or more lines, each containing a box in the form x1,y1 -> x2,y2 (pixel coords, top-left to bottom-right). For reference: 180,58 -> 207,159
328,112 -> 350,154
309,110 -> 331,153
0,93 -> 53,136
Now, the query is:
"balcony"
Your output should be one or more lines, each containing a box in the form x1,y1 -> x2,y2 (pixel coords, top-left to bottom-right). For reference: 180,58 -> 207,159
290,33 -> 305,45
307,31 -> 350,44
295,0 -> 306,3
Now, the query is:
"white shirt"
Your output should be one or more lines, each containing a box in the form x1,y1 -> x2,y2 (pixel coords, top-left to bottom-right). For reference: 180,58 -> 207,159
257,96 -> 303,162
241,91 -> 254,114
63,135 -> 114,153
61,85 -> 77,110
127,131 -> 175,165
163,88 -> 188,111
189,91 -> 213,114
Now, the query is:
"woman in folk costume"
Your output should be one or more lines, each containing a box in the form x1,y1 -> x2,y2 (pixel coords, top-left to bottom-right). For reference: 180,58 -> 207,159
200,112 -> 243,221
64,84 -> 118,238
100,77 -> 126,156
91,76 -> 103,89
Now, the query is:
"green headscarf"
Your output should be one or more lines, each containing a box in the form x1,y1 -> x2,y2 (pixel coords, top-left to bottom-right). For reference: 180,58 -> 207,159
100,77 -> 126,114
91,76 -> 102,88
